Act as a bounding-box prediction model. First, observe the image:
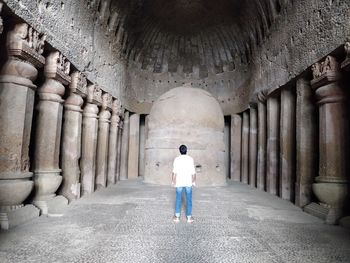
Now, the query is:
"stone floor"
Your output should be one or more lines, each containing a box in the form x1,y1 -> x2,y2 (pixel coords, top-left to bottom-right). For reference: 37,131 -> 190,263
1,179 -> 350,263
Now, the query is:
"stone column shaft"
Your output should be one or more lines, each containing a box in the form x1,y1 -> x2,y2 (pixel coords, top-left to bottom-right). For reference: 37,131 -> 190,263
128,113 -> 140,179
32,51 -> 71,216
95,93 -> 112,189
241,111 -> 250,184
280,87 -> 296,201
60,72 -> 87,201
0,23 -> 45,229
257,93 -> 267,191
115,119 -> 124,181
120,111 -> 130,180
249,107 -> 258,187
230,114 -> 242,182
295,78 -> 316,207
107,100 -> 120,185
311,56 -> 349,224
81,85 -> 101,195
266,95 -> 280,196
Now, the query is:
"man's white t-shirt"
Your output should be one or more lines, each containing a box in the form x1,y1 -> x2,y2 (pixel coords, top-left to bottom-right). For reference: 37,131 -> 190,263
172,155 -> 195,187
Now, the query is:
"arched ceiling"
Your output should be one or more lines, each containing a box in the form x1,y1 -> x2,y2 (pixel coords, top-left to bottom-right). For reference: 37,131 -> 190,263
108,0 -> 286,74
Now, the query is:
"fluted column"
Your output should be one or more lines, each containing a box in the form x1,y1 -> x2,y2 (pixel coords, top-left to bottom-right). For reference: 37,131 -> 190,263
249,106 -> 258,187
95,93 -> 112,189
257,92 -> 267,191
128,114 -> 140,179
81,85 -> 102,195
311,56 -> 349,224
120,111 -> 130,180
266,94 -> 280,196
295,78 -> 316,207
280,87 -> 296,201
230,114 -> 242,181
0,23 -> 45,229
60,72 -> 87,202
116,116 -> 124,181
32,51 -> 71,216
241,111 -> 249,184
107,99 -> 121,185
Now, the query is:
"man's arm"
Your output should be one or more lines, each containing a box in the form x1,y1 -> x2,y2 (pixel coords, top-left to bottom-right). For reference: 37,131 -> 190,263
171,172 -> 176,186
192,173 -> 196,186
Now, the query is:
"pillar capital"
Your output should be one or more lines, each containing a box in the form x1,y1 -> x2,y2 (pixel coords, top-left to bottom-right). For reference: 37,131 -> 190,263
311,56 -> 342,88
341,39 -> 350,71
87,84 -> 102,105
99,93 -> 112,123
311,56 -> 344,105
6,23 -> 46,67
70,71 -> 87,97
257,91 -> 267,103
44,51 -> 71,85
64,71 -> 87,112
0,23 -> 46,89
111,99 -> 121,126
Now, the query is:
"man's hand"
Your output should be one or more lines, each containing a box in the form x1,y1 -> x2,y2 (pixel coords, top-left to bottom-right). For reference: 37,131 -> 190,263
192,182 -> 196,187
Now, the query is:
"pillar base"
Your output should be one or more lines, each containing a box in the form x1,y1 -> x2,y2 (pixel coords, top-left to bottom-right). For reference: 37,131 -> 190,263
0,205 -> 40,230
312,182 -> 349,224
33,195 -> 68,217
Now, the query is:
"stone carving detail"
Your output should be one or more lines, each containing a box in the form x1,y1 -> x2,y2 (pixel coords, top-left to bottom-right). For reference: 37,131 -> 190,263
44,51 -> 71,85
312,56 -> 340,80
341,38 -> 350,71
70,71 -> 87,96
257,91 -> 267,103
344,38 -> 350,59
102,93 -> 113,111
7,23 -> 45,67
87,84 -> 102,105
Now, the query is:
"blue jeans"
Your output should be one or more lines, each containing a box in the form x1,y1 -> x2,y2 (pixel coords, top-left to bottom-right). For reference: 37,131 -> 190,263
175,187 -> 192,217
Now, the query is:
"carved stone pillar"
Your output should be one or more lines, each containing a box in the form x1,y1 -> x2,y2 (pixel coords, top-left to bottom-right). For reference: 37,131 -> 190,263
120,111 -> 130,180
95,93 -> 112,189
107,99 -> 120,185
241,111 -> 249,184
280,87 -> 296,201
81,85 -> 101,195
230,114 -> 242,182
311,56 -> 349,224
128,113 -> 140,179
0,23 -> 45,229
257,92 -> 267,191
249,106 -> 258,187
116,116 -> 124,181
32,51 -> 70,216
266,94 -> 280,196
60,72 -> 87,202
295,78 -> 316,207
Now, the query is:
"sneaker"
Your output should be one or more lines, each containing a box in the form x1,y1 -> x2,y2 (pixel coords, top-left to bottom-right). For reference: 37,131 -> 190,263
173,216 -> 180,223
187,216 -> 194,223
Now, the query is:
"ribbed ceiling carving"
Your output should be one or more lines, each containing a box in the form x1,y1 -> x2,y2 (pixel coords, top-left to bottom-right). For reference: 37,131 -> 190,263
106,0 -> 287,74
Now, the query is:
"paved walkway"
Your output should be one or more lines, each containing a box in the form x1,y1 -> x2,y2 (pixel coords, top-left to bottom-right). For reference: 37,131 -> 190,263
1,179 -> 350,263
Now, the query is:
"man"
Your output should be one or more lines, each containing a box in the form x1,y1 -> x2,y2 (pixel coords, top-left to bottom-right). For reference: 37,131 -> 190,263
171,144 -> 196,223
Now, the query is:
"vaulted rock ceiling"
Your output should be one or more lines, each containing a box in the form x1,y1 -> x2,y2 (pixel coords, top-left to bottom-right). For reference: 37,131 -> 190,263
110,0 -> 287,75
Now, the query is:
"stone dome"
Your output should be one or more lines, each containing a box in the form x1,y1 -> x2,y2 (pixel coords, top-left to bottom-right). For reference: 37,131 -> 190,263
144,86 -> 226,186
149,86 -> 225,131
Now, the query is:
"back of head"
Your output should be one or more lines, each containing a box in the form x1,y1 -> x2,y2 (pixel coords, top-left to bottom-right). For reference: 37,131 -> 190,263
179,144 -> 187,155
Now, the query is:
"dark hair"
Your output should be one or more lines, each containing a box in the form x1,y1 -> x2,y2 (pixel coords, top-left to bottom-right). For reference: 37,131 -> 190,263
179,145 -> 187,155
